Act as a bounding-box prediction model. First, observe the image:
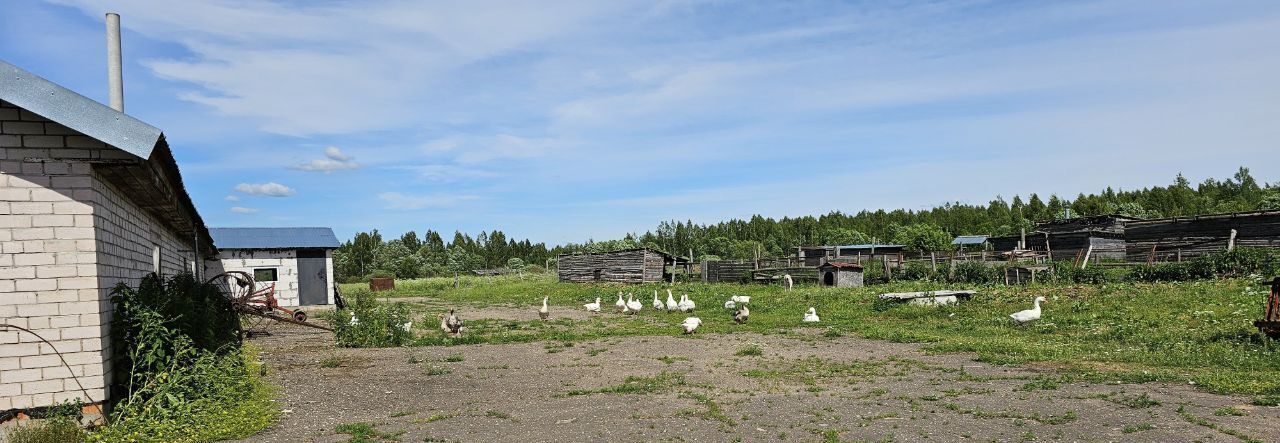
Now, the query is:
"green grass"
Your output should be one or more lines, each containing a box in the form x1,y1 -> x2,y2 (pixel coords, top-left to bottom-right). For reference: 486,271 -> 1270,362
320,354 -> 343,368
344,275 -> 1280,396
334,422 -> 403,442
424,365 -> 452,376
566,372 -> 686,396
1214,406 -> 1248,416
442,353 -> 465,362
1122,423 -> 1155,433
1176,405 -> 1261,443
734,344 -> 763,357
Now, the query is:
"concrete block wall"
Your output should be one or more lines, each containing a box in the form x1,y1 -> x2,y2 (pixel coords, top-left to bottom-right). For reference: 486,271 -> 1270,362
1,99 -> 198,411
216,249 -> 302,306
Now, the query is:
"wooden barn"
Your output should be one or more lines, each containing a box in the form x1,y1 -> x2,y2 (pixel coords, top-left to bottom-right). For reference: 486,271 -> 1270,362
990,215 -> 1136,261
1125,210 -> 1280,262
557,248 -> 670,283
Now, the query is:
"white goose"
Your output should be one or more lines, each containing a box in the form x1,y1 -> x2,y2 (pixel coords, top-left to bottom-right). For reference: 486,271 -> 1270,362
539,296 -> 550,320
803,307 -> 820,323
614,292 -> 627,313
681,317 -> 702,334
723,299 -> 736,310
1009,296 -> 1046,325
401,321 -> 413,332
652,290 -> 664,310
731,295 -> 751,304
678,294 -> 696,312
584,297 -> 602,312
665,290 -> 679,312
626,293 -> 644,313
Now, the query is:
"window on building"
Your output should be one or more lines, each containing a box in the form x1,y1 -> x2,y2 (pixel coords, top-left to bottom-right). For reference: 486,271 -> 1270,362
254,268 -> 278,282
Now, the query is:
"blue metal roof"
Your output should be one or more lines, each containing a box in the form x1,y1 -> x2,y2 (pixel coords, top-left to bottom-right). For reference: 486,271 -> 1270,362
952,235 -> 988,245
210,227 -> 341,249
0,60 -> 160,159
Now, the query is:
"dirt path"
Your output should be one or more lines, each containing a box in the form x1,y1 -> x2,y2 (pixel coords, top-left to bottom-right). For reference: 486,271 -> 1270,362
234,324 -> 1278,443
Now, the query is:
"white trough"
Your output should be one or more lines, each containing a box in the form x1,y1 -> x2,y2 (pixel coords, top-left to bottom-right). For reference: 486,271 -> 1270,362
878,290 -> 976,306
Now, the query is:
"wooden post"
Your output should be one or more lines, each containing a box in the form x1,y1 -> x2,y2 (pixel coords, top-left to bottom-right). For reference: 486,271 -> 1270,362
1043,232 -> 1053,261
1177,249 -> 1182,262
930,252 -> 937,273
1147,244 -> 1157,265
882,255 -> 891,281
1079,244 -> 1093,269
1228,229 -> 1237,252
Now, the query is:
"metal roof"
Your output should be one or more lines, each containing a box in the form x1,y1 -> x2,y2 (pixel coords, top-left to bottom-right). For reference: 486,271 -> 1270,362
0,60 -> 160,159
837,244 -> 905,250
210,227 -> 341,249
952,235 -> 988,245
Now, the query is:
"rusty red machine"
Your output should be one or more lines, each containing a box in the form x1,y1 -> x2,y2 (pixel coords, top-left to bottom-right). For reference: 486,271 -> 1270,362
1256,277 -> 1280,339
207,271 -> 333,335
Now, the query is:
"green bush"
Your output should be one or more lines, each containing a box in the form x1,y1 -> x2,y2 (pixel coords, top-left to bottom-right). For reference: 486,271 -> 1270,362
1052,262 -> 1108,284
898,261 -> 938,281
1129,248 -> 1278,282
90,274 -> 276,443
323,290 -> 413,347
949,261 -> 1003,284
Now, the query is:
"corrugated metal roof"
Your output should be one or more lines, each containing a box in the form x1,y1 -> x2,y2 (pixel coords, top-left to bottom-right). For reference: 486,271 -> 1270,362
952,235 -> 988,245
0,60 -> 160,159
210,227 -> 341,249
820,261 -> 864,269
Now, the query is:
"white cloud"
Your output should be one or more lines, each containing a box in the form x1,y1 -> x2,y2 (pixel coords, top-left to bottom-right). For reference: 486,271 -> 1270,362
229,206 -> 260,214
224,194 -> 239,201
234,182 -> 296,197
291,146 -> 360,172
377,192 -> 476,210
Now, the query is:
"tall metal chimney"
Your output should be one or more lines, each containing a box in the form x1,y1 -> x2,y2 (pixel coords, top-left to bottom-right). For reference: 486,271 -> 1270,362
106,12 -> 124,112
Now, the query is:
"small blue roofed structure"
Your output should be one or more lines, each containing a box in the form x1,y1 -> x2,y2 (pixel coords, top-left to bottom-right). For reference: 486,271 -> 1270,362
209,227 -> 340,307
210,227 -> 341,249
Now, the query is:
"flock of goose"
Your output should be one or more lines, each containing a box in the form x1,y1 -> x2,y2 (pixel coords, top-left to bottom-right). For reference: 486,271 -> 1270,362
440,291 -> 1047,339
555,289 -> 817,335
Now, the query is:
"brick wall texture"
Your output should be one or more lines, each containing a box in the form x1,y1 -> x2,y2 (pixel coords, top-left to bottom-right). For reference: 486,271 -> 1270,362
1,99 -> 198,410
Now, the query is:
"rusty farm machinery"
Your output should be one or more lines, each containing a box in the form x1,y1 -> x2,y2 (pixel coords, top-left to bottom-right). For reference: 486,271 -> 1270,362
207,271 -> 333,336
1255,277 -> 1280,339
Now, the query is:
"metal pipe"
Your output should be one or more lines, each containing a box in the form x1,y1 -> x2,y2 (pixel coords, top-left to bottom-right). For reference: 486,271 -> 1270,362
106,12 -> 123,112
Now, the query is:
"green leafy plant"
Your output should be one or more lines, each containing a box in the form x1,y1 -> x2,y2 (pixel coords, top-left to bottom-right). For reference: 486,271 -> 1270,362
88,273 -> 276,443
323,289 -> 413,348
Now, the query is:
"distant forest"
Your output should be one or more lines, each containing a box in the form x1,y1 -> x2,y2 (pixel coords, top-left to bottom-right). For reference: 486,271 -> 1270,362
334,167 -> 1279,279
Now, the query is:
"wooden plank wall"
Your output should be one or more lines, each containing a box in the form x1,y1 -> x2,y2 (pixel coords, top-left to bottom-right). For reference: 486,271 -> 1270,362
1125,212 -> 1280,262
557,249 -> 664,284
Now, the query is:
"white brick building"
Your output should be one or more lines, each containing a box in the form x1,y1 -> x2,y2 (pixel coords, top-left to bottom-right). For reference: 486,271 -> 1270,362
209,227 -> 339,307
1,61 -> 217,413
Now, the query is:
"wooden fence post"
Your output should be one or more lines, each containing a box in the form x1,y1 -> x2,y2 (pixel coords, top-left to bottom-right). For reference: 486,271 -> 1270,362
930,252 -> 937,273
1228,229 -> 1238,252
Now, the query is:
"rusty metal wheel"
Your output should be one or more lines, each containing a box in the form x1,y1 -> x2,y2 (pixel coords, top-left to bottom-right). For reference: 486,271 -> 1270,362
207,271 -> 256,304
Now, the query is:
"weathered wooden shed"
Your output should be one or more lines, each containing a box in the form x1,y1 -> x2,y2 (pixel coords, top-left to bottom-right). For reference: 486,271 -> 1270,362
557,248 -> 670,284
817,261 -> 864,288
990,215 -> 1136,261
1125,210 -> 1280,262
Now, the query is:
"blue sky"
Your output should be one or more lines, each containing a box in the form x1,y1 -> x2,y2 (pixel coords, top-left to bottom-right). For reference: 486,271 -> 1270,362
3,1 -> 1278,244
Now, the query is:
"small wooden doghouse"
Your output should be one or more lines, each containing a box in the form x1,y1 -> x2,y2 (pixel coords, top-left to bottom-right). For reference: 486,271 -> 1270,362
557,248 -> 670,284
817,261 -> 864,288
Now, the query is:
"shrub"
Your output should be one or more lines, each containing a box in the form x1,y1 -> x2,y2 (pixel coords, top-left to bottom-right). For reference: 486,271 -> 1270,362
898,261 -> 937,281
949,261 -> 1002,284
1130,248 -> 1280,282
90,274 -> 276,443
323,290 -> 413,347
1052,262 -> 1108,284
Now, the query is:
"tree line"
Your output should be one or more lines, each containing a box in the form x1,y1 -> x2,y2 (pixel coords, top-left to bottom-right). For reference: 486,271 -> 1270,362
335,167 -> 1278,279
